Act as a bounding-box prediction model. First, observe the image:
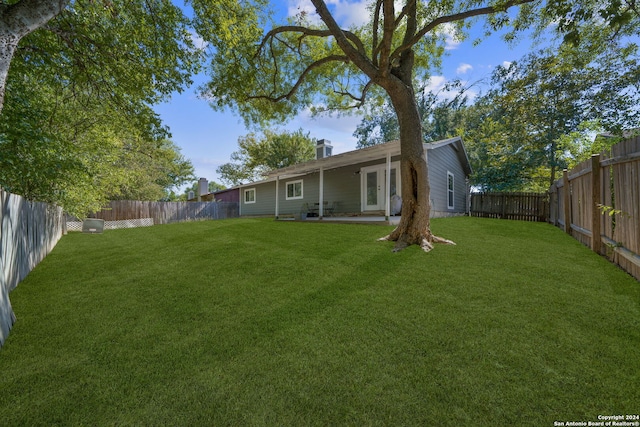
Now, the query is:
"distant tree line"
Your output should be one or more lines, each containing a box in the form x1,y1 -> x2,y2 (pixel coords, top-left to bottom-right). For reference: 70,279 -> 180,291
353,41 -> 640,192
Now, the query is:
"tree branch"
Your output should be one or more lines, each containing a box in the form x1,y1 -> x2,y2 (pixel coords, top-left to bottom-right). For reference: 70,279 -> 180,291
372,0 -> 381,67
394,0 -> 416,28
390,0 -> 536,62
1,0 -> 69,37
331,79 -> 374,109
258,25 -> 367,57
377,0 -> 396,77
310,0 -> 378,79
248,54 -> 349,102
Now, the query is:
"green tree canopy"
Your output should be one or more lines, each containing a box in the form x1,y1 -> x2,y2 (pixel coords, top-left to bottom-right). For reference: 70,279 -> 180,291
217,129 -> 315,186
0,74 -> 195,215
0,0 -> 204,216
466,41 -> 640,191
352,36 -> 640,193
353,80 -> 470,148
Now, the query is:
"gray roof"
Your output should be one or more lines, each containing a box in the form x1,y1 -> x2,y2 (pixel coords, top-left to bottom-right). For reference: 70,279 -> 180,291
264,136 -> 471,179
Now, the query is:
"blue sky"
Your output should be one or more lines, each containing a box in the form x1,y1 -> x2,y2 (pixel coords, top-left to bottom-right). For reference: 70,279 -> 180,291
155,1 -> 536,189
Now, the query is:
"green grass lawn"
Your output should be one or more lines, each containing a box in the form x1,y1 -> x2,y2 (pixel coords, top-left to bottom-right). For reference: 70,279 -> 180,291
0,217 -> 638,426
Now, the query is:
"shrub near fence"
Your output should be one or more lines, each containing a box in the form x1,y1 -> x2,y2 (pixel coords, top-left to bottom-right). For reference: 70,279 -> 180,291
549,136 -> 640,280
0,189 -> 65,347
470,192 -> 549,222
81,200 -> 239,225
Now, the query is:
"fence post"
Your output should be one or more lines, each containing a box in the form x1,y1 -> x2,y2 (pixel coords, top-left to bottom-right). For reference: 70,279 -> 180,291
550,186 -> 554,225
591,154 -> 602,254
563,169 -> 571,235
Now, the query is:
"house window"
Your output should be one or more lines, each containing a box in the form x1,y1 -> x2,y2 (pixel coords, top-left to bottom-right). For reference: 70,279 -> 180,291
244,188 -> 256,204
286,180 -> 303,200
447,172 -> 455,209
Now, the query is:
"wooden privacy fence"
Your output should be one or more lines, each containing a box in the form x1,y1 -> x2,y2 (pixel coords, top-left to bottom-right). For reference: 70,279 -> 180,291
0,189 -> 65,347
470,192 -> 549,222
82,200 -> 239,225
549,136 -> 640,280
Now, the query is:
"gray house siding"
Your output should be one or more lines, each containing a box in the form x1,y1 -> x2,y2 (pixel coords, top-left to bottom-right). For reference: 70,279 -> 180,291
329,157 -> 402,213
242,158 -> 403,216
280,174 -> 320,214
239,138 -> 469,218
240,181 -> 276,216
427,144 -> 467,216
321,166 -> 361,213
241,177 -> 319,216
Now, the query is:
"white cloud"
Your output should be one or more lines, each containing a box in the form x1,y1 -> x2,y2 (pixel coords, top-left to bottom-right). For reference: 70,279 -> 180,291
189,30 -> 208,51
502,61 -> 513,68
288,0 -> 321,24
290,107 -> 360,152
440,23 -> 461,50
326,0 -> 371,27
421,76 -> 480,102
288,0 -> 371,28
424,76 -> 447,94
456,63 -> 473,75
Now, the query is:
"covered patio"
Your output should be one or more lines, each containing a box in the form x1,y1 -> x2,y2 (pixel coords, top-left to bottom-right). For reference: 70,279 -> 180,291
277,213 -> 402,225
265,140 -> 404,221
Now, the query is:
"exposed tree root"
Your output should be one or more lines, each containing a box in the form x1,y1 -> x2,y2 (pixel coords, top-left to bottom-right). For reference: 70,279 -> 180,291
378,233 -> 456,253
420,238 -> 434,252
432,235 -> 456,245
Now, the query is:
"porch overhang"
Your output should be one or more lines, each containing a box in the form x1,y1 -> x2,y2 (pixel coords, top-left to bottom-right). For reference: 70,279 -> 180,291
252,136 -> 470,220
264,140 -> 401,179
263,136 -> 470,178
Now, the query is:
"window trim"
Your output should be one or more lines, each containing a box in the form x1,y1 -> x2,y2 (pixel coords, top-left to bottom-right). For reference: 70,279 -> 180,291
285,179 -> 304,200
447,171 -> 455,210
244,188 -> 256,204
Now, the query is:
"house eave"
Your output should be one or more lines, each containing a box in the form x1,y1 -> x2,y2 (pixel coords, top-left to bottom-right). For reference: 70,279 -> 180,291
425,136 -> 473,176
260,136 -> 472,179
264,140 -> 401,178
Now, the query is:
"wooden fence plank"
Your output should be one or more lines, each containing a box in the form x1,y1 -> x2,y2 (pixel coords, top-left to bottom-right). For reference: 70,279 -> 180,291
76,200 -> 239,225
470,192 -> 549,222
1,189 -> 64,347
549,136 -> 640,280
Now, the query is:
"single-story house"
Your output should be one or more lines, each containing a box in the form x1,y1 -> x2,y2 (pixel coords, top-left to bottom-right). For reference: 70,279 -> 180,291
236,137 -> 472,221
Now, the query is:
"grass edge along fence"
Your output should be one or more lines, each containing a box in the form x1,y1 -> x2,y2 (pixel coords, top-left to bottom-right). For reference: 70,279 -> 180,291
0,189 -> 65,347
548,136 -> 640,280
66,200 -> 239,229
470,192 -> 549,222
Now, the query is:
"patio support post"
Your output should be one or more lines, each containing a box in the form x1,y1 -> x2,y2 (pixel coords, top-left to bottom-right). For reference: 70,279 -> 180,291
385,151 -> 391,220
275,176 -> 280,219
319,167 -> 324,218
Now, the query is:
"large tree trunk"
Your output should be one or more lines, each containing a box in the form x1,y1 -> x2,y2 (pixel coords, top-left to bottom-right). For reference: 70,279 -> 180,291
378,54 -> 454,252
0,33 -> 19,113
0,0 -> 69,114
